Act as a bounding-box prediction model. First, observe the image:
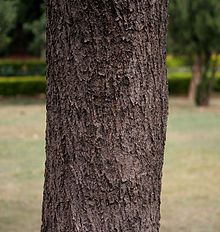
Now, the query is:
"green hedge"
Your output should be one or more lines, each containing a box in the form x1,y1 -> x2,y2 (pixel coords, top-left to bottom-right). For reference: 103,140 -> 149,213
0,76 -> 46,96
168,73 -> 191,94
0,74 -> 220,96
0,60 -> 46,76
168,73 -> 220,94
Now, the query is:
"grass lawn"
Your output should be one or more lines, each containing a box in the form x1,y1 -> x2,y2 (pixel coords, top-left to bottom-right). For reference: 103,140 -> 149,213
0,97 -> 220,232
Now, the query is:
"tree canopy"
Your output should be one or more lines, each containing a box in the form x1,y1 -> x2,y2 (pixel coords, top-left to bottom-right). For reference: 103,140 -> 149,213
168,0 -> 220,105
168,0 -> 220,56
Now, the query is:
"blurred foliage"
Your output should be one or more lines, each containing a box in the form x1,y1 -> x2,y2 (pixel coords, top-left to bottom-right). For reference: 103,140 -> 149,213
168,0 -> 220,56
168,0 -> 220,105
167,55 -> 192,67
15,0 -> 44,23
0,0 -> 17,54
167,54 -> 220,69
24,10 -> 46,58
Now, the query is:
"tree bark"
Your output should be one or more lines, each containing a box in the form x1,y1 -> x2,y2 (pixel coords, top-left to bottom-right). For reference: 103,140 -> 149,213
41,1 -> 169,231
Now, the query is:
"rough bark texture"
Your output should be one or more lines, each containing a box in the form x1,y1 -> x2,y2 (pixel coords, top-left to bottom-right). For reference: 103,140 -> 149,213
41,1 -> 169,231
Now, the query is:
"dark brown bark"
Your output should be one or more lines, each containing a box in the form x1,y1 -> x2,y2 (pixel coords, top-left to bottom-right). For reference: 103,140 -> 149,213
41,1 -> 169,231
188,57 -> 201,101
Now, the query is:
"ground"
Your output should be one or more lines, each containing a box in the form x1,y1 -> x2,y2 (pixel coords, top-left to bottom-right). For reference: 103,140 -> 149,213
0,97 -> 220,232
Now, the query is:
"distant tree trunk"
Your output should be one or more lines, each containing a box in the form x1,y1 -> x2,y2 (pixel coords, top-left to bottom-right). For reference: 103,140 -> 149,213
196,53 -> 218,106
41,1 -> 169,232
188,56 -> 201,101
196,54 -> 210,106
14,22 -> 25,55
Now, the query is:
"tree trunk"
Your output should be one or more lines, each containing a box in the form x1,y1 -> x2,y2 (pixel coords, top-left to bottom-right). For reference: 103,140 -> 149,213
196,53 -> 211,106
14,22 -> 25,55
41,1 -> 169,232
188,57 -> 201,101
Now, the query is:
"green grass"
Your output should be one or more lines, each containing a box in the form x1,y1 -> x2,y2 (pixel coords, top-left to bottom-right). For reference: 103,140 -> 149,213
0,97 -> 220,231
0,98 -> 45,232
161,97 -> 220,232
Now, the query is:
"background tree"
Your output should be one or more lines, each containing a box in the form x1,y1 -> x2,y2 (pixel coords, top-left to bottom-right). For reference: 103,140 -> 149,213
168,0 -> 220,105
11,0 -> 44,55
41,1 -> 169,231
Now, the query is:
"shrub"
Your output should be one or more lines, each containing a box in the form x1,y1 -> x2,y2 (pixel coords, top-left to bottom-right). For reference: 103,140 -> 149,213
168,73 -> 191,94
168,72 -> 220,95
0,0 -> 17,55
0,76 -> 46,96
0,60 -> 46,76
